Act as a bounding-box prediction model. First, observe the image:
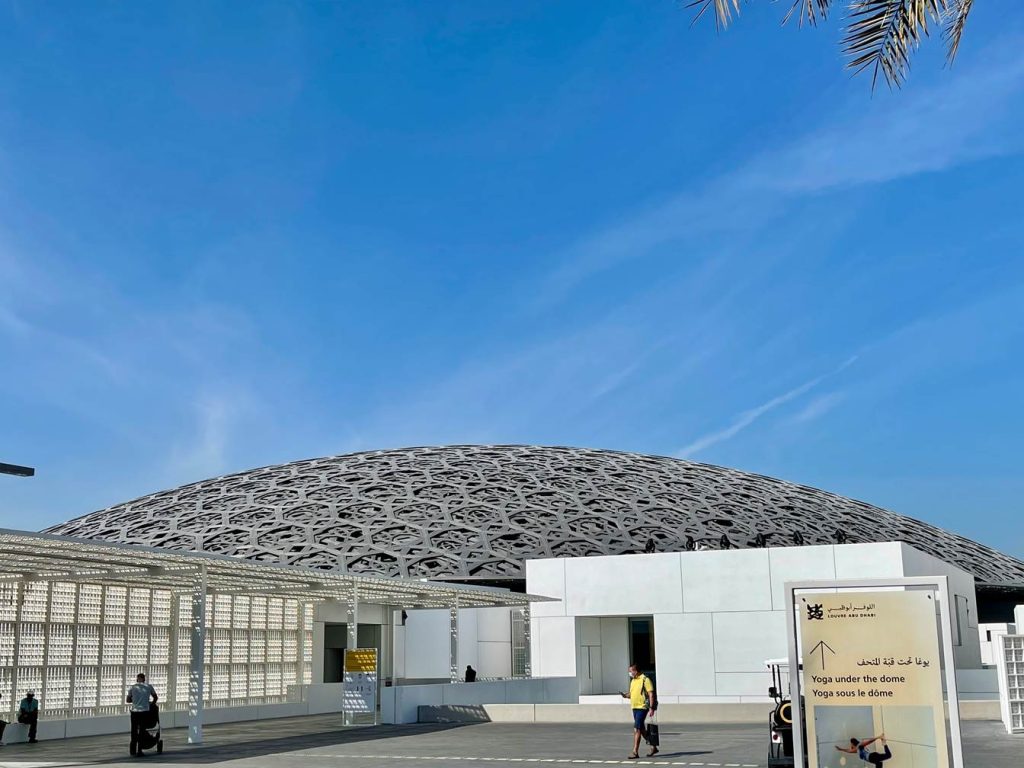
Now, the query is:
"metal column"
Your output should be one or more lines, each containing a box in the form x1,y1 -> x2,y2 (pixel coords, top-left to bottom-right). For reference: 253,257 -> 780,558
11,582 -> 24,713
69,583 -> 81,716
40,582 -> 52,712
449,599 -> 460,684
187,566 -> 207,745
344,584 -> 358,726
167,594 -> 180,715
522,602 -> 532,678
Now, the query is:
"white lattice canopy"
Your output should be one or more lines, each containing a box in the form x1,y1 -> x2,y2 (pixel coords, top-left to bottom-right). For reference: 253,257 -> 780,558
0,529 -> 543,608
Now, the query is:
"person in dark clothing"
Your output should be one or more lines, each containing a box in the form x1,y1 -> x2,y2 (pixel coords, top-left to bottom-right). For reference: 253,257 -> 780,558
836,734 -> 893,764
126,673 -> 158,757
464,665 -> 477,682
18,691 -> 38,743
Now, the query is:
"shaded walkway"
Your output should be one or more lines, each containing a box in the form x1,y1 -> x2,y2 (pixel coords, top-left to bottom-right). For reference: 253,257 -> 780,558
0,715 -> 465,766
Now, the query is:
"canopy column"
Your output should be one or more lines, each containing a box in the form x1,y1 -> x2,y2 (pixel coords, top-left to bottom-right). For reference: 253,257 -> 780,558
344,583 -> 358,726
187,565 -> 207,745
523,602 -> 532,678
449,597 -> 460,684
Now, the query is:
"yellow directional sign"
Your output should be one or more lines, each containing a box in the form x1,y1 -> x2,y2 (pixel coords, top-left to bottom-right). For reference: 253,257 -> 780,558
344,648 -> 378,673
343,647 -> 378,715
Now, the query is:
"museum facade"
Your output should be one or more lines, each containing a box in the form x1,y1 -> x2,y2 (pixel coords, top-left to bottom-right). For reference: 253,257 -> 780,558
32,445 -> 1024,724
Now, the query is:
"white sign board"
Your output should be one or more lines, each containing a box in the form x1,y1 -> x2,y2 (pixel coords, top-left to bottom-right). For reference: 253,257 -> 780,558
786,577 -> 965,768
342,647 -> 378,714
799,590 -> 949,768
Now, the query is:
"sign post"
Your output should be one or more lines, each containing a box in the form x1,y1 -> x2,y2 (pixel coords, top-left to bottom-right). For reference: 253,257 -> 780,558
343,647 -> 379,726
786,577 -> 964,768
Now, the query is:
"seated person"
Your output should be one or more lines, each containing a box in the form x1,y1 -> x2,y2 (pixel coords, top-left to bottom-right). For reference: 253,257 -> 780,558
18,690 -> 39,743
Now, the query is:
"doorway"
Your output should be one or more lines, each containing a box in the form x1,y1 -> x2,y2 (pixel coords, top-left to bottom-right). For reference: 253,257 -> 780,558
576,616 -> 656,695
323,623 -> 381,683
628,617 -> 656,680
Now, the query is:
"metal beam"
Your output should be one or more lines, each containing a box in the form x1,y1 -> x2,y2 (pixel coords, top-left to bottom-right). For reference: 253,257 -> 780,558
0,462 -> 34,477
0,564 -> 183,585
0,529 -> 546,610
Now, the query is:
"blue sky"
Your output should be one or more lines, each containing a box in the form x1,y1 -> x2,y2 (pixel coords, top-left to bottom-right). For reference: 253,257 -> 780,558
1,1 -> 1022,558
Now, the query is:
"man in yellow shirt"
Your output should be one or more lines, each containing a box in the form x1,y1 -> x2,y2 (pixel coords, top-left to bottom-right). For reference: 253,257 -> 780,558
618,663 -> 657,759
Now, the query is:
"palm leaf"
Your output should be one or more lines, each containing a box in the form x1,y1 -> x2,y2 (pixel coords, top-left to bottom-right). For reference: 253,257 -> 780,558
687,0 -> 742,30
783,0 -> 835,27
843,0 -> 947,89
943,0 -> 975,64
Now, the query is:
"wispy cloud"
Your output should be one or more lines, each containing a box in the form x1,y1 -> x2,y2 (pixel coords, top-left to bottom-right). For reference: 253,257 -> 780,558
0,244 -> 283,497
790,391 -> 845,425
676,357 -> 857,458
735,43 -> 1024,194
539,33 -> 1024,304
165,392 -> 253,483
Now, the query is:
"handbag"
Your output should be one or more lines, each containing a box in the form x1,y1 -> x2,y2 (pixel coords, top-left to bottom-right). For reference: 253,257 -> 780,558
645,713 -> 660,747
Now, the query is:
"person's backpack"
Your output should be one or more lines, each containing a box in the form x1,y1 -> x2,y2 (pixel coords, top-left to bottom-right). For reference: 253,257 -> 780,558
640,674 -> 658,711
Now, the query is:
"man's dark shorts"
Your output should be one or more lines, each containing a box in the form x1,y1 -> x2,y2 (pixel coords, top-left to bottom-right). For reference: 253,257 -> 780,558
632,708 -> 648,730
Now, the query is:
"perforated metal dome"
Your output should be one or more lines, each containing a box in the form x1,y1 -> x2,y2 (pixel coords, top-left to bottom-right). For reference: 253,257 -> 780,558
44,445 -> 1024,585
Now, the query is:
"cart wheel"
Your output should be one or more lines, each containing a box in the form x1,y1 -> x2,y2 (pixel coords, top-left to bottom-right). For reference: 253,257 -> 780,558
157,740 -> 163,754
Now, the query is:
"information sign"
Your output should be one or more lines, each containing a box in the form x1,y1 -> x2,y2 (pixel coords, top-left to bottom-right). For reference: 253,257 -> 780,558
799,590 -> 949,768
342,647 -> 378,714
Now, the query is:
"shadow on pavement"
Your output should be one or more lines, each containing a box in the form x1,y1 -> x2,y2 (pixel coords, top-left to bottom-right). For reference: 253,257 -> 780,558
651,751 -> 712,758
0,722 -> 472,766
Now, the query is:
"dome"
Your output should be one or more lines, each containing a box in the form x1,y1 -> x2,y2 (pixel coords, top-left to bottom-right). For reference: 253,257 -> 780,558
44,445 -> 1024,586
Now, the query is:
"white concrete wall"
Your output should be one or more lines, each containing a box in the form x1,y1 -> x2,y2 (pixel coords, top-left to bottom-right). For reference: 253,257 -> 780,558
476,607 -> 514,679
310,602 -> 513,683
979,622 -> 1015,666
381,677 -> 578,724
393,613 -> 407,678
899,543 -> 983,668
599,617 -> 628,694
400,607 -> 511,681
528,542 -> 982,704
527,558 -> 575,683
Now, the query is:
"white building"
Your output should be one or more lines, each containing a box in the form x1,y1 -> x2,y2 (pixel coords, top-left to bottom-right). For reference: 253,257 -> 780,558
29,445 -> 1024,725
526,542 -> 982,703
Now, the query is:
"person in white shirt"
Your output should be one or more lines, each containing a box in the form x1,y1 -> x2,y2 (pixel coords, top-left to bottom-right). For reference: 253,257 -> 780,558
126,673 -> 158,757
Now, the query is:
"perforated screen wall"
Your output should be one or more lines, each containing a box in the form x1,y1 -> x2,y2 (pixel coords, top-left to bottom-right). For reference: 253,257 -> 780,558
0,581 -> 312,720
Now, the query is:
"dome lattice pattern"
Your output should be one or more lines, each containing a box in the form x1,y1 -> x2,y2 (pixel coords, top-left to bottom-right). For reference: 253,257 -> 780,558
45,445 -> 1024,585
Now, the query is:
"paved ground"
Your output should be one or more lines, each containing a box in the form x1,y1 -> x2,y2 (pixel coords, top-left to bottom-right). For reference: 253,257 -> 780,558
0,715 -> 1020,768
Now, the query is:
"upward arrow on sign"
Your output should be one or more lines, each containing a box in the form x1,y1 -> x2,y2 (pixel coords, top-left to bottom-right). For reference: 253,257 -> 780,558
809,640 -> 836,670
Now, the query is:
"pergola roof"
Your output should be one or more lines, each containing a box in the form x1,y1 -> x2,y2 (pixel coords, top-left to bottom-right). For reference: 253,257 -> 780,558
0,529 -> 548,608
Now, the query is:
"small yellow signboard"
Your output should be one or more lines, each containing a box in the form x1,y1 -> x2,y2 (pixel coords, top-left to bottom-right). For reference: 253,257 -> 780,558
344,648 -> 378,673
342,647 -> 378,714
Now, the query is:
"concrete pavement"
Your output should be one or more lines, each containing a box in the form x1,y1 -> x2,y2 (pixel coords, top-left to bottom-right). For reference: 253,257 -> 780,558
0,715 -> 1019,768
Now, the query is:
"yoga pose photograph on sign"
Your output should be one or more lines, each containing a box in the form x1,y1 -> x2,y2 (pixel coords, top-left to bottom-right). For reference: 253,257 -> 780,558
836,734 -> 893,765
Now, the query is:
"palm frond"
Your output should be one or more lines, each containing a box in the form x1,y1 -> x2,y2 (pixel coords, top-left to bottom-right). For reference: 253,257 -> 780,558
783,0 -> 835,28
843,0 -> 947,89
687,0 -> 743,31
943,0 -> 974,64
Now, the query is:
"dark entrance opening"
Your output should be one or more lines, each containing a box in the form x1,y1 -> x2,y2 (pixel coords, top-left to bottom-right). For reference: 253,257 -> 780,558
323,623 -> 381,683
628,617 -> 656,680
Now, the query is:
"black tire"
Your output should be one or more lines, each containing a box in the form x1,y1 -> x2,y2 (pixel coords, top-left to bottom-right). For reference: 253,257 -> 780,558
157,740 -> 163,754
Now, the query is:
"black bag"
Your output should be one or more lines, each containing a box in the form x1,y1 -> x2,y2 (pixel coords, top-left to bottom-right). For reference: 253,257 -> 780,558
646,719 -> 660,747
